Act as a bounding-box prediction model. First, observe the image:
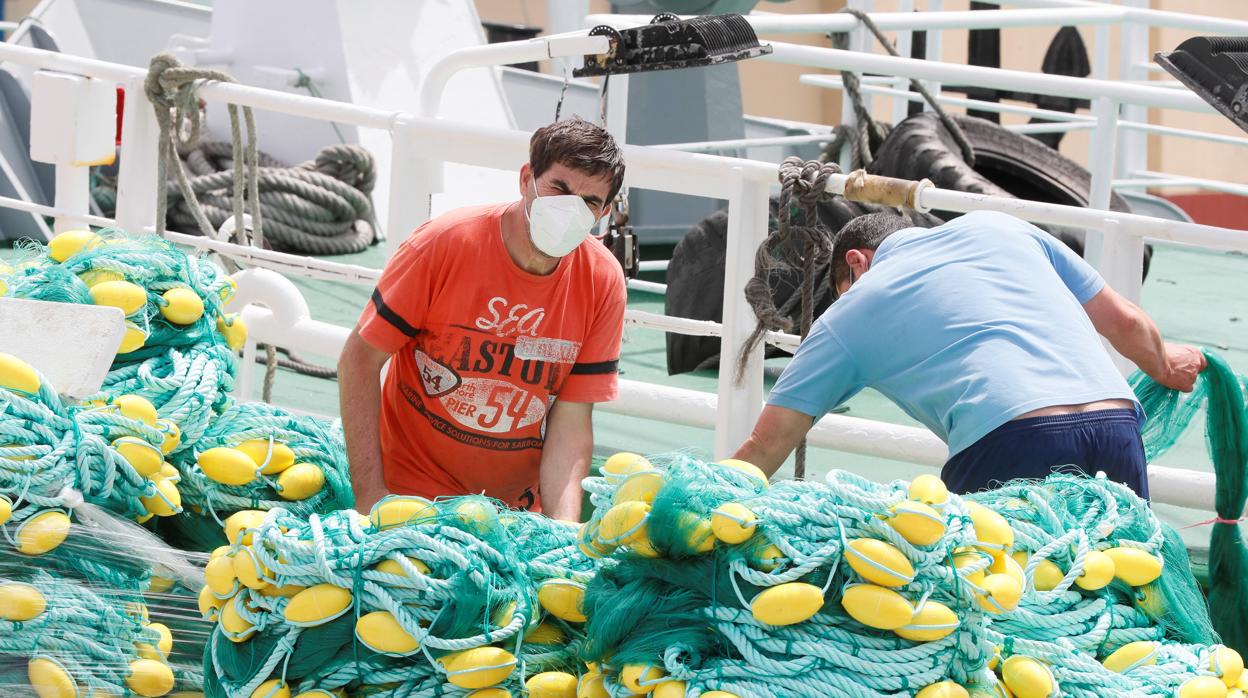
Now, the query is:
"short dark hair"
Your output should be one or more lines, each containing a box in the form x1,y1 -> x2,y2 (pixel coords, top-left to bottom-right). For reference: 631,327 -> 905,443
830,212 -> 913,288
529,118 -> 626,205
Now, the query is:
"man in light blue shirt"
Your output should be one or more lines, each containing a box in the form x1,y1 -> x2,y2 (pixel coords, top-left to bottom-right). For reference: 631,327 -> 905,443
733,210 -> 1205,496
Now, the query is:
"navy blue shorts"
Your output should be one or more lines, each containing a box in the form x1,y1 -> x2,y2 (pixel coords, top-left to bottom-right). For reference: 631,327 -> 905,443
940,408 -> 1148,498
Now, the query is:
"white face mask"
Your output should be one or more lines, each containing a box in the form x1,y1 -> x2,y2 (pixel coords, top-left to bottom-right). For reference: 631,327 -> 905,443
525,178 -> 600,258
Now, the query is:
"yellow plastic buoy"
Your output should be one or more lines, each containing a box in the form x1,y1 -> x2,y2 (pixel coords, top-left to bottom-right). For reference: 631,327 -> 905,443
601,452 -> 653,480
966,501 -> 1014,552
620,664 -> 667,694
537,578 -> 587,623
0,494 -> 11,525
160,288 -> 204,325
715,458 -> 769,487
147,622 -> 174,657
126,659 -> 175,697
79,268 -> 124,287
1211,646 -> 1245,688
219,277 -> 238,303
224,510 -> 267,546
525,672 -> 578,698
204,555 -> 238,597
232,548 -> 270,590
29,657 -> 77,698
1012,552 -> 1064,592
114,437 -> 164,479
16,510 -> 72,555
374,556 -> 430,577
49,230 -> 101,262
1074,550 -> 1116,591
678,511 -> 716,554
197,586 -> 225,621
840,583 -> 915,630
249,679 -> 290,698
465,690 -> 509,698
965,679 -> 1011,698
577,522 -> 615,559
140,477 -> 181,517
0,352 -> 40,394
277,463 -> 325,501
989,550 -> 1025,587
370,495 -> 437,529
577,672 -> 610,698
749,543 -> 787,572
953,548 -> 989,587
751,582 -> 824,626
916,682 -> 970,698
217,313 -> 248,350
454,498 -> 499,532
0,582 -> 46,620
652,681 -> 686,698
1001,656 -> 1057,698
439,647 -> 518,689
114,395 -> 158,426
356,611 -> 420,654
1102,641 -> 1158,673
198,447 -> 260,486
1179,677 -> 1230,698
977,573 -> 1023,614
908,474 -> 950,508
630,533 -> 662,559
614,469 -> 666,504
220,599 -> 255,642
885,500 -> 946,546
1103,547 -> 1163,587
1135,583 -> 1166,619
710,503 -> 757,544
90,280 -> 147,316
895,601 -> 959,642
235,440 -> 296,475
157,463 -> 180,483
597,500 -> 650,546
156,420 -> 181,456
845,538 -> 915,587
284,584 -> 353,626
118,322 -> 147,354
524,622 -> 566,645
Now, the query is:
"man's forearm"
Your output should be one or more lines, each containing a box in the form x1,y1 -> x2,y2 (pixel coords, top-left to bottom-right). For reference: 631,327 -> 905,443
1105,307 -> 1167,380
539,403 -> 593,521
339,356 -> 388,512
733,405 -> 816,478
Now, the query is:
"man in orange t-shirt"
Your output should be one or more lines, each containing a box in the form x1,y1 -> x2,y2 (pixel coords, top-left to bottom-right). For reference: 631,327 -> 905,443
338,118 -> 627,520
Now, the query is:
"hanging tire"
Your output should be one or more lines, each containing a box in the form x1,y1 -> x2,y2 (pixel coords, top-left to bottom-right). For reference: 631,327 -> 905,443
868,111 -> 1151,278
664,198 -> 938,375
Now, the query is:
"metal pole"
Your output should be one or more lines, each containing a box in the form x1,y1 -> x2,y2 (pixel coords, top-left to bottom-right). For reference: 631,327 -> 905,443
924,0 -> 944,111
714,173 -> 769,460
52,165 -> 89,235
1119,0 -> 1151,179
114,74 -> 161,236
386,117 -> 436,253
892,0 -> 916,125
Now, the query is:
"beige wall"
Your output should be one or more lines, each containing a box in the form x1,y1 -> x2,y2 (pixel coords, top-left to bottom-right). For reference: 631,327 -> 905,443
478,0 -> 1248,186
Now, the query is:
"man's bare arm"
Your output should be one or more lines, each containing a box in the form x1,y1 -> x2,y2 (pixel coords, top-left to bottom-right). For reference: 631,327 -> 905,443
539,401 -> 594,521
338,327 -> 392,512
733,405 -> 816,477
1082,286 -> 1204,392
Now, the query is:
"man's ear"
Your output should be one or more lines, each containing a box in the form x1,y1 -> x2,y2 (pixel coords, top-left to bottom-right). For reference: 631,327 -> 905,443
845,249 -> 867,271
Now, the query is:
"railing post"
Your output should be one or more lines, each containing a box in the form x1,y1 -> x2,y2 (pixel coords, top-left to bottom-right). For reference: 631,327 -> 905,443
115,74 -> 160,235
714,173 -> 769,460
1085,96 -> 1137,375
386,116 -> 437,256
922,0 -> 943,110
839,0 -> 870,171
891,0 -> 916,126
1118,3 -> 1150,179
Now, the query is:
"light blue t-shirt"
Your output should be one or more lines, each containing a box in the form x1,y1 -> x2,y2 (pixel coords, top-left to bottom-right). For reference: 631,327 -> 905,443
768,210 -> 1138,456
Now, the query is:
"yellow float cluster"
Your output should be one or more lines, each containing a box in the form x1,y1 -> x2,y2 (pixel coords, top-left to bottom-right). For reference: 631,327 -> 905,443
194,439 -> 326,501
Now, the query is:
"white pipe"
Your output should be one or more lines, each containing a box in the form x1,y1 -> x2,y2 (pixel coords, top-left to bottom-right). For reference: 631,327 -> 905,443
586,7 -> 1124,34
769,42 -> 1214,114
419,34 -> 610,118
637,260 -> 668,272
975,0 -> 1248,34
1119,121 -> 1248,150
655,133 -> 835,153
627,279 -> 666,295
1126,171 -> 1248,199
1006,122 -> 1096,136
801,76 -> 1095,122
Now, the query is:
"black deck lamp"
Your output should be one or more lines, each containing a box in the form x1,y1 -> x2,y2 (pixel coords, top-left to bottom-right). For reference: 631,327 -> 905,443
1156,36 -> 1248,134
573,13 -> 772,78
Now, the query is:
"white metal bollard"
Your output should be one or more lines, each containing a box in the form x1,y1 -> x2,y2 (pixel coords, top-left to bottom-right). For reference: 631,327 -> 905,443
29,71 -> 117,236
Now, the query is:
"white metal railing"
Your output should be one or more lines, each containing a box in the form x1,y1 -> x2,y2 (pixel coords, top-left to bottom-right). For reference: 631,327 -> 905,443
0,31 -> 1242,511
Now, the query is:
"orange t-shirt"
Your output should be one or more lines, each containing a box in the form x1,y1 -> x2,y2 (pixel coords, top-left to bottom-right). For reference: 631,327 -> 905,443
357,203 -> 626,511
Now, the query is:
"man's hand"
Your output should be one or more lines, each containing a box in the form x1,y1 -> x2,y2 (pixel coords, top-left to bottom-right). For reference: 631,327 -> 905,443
1158,343 -> 1206,392
539,401 -> 594,522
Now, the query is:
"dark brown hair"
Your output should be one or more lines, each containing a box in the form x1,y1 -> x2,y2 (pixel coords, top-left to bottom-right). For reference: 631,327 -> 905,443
529,118 -> 626,205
